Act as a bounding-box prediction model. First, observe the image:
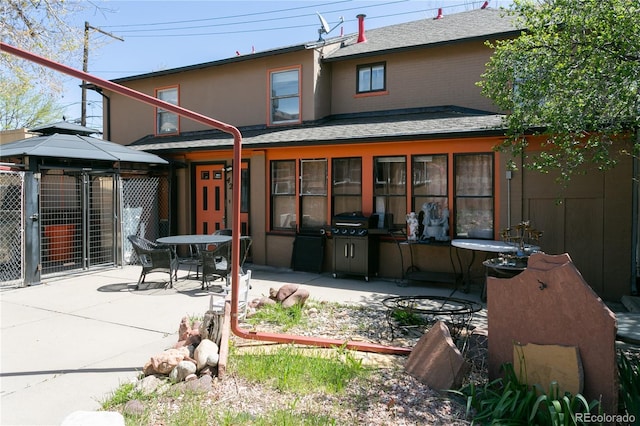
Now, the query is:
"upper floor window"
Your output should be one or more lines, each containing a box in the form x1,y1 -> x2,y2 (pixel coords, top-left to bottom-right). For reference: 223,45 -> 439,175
357,62 -> 386,94
155,86 -> 179,135
270,68 -> 300,125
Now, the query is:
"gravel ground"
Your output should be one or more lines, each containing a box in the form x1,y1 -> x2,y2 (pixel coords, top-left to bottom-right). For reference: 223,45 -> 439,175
118,300 -> 639,425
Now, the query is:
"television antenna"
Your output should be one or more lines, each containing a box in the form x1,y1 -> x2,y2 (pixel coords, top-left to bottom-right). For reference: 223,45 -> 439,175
316,12 -> 344,41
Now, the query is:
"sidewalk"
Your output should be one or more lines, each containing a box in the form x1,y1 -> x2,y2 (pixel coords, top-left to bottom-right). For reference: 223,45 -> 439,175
0,264 -> 484,426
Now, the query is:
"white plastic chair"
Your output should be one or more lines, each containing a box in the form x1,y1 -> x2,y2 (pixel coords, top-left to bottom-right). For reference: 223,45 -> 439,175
209,270 -> 251,319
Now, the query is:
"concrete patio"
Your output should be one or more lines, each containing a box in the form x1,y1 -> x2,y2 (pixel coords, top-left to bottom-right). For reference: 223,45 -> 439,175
0,263 -> 485,426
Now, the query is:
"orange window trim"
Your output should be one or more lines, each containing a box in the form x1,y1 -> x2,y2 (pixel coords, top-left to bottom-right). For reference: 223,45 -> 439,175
154,84 -> 180,137
265,64 -> 302,127
354,90 -> 389,99
264,137 -> 505,231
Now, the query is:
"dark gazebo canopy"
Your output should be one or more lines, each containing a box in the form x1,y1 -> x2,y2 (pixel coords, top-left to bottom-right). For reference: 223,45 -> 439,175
0,122 -> 167,165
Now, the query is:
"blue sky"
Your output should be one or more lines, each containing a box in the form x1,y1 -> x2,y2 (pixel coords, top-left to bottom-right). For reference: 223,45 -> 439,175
60,0 -> 513,132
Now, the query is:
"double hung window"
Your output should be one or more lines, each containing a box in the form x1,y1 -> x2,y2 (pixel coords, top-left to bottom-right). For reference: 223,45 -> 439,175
269,68 -> 300,125
155,87 -> 178,135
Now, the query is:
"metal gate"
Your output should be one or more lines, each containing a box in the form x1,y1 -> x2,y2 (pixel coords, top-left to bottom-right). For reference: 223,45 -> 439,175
0,170 -> 24,287
40,169 -> 117,277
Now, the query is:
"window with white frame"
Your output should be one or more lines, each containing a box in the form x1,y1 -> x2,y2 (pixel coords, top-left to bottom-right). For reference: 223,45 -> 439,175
454,153 -> 494,238
412,154 -> 448,219
300,159 -> 327,228
374,156 -> 406,227
357,62 -> 385,94
270,68 -> 300,125
332,157 -> 362,215
155,87 -> 178,135
271,160 -> 296,230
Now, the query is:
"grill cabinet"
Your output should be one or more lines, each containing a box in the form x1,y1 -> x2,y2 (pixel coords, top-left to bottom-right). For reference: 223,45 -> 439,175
331,212 -> 379,282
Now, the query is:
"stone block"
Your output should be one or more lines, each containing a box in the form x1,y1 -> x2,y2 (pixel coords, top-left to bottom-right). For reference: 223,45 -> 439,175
513,343 -> 583,396
405,321 -> 469,390
487,252 -> 618,412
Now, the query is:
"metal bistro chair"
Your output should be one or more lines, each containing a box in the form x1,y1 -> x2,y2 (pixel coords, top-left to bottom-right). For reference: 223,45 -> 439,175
127,235 -> 179,289
200,236 -> 252,291
201,241 -> 232,291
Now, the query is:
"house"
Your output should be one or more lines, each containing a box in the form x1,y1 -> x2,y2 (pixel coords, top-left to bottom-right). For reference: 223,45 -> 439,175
96,7 -> 635,301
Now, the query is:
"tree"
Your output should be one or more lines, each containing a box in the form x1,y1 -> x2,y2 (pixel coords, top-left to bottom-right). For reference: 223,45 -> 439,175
0,77 -> 62,130
479,0 -> 640,181
1,0 -> 88,128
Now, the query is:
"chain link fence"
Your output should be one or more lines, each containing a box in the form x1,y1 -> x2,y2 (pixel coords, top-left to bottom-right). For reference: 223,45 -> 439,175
0,171 -> 24,287
122,176 -> 170,265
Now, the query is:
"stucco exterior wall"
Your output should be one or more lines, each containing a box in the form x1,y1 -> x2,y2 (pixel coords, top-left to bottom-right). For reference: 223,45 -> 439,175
330,41 -> 500,115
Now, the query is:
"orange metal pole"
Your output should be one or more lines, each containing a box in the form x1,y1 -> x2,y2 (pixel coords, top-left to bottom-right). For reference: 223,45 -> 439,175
1,42 -> 411,355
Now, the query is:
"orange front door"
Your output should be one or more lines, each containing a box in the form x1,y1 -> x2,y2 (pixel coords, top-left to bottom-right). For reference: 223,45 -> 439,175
195,164 -> 226,234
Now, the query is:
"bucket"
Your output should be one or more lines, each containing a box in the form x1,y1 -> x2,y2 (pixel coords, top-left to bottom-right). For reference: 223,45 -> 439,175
45,224 -> 75,263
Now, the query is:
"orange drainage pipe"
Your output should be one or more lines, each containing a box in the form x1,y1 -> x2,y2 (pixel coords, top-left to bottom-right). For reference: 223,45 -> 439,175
1,42 -> 412,355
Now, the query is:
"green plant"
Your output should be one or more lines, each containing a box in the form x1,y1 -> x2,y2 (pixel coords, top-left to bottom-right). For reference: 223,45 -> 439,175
229,344 -> 367,394
390,308 -> 427,326
618,351 -> 640,423
244,302 -> 305,331
452,363 -> 600,425
101,380 -> 151,410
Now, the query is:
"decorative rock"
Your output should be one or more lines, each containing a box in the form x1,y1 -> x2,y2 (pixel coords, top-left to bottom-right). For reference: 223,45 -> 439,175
206,352 -> 220,367
270,284 -> 299,302
178,316 -> 190,341
255,297 -> 276,308
134,375 -> 163,395
169,360 -> 197,383
185,373 -> 213,393
185,373 -> 198,382
405,321 -> 470,390
123,400 -> 145,416
194,339 -> 219,372
146,347 -> 190,375
282,287 -> 310,308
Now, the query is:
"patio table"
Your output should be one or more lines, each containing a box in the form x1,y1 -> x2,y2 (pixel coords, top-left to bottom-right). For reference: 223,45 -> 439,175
157,235 -> 232,279
451,239 -> 540,301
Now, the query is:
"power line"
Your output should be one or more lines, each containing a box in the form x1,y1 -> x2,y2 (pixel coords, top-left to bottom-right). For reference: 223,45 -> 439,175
99,0 -> 354,28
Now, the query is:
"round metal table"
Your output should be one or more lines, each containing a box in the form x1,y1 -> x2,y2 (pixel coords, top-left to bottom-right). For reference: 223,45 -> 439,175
157,235 -> 232,245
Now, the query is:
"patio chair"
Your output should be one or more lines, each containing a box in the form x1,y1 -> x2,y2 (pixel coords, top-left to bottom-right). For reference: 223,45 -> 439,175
201,241 -> 232,290
178,243 -> 202,279
127,235 -> 178,289
209,270 -> 252,319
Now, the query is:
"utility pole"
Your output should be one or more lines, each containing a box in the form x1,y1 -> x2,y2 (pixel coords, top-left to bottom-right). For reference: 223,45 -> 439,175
82,22 -> 124,127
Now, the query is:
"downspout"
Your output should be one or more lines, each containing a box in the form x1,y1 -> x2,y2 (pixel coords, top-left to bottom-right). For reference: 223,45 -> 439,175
2,42 -> 411,355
